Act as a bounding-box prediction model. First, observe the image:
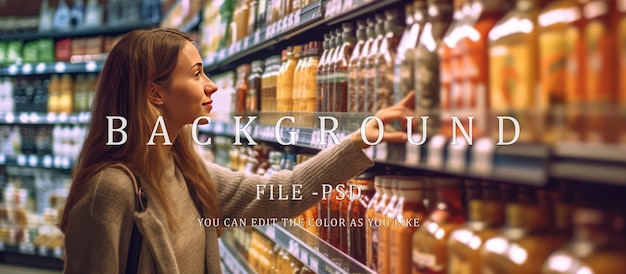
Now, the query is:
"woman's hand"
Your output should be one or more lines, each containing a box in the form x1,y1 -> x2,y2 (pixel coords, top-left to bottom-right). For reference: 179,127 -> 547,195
351,91 -> 416,149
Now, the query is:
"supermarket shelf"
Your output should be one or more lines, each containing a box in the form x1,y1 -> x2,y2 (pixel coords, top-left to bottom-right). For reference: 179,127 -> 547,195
218,239 -> 257,274
204,0 -> 324,72
551,143 -> 626,185
199,118 -> 550,186
0,154 -> 74,170
0,61 -> 105,76
255,224 -> 374,274
203,0 -> 405,72
0,112 -> 91,125
0,22 -> 159,41
0,243 -> 64,270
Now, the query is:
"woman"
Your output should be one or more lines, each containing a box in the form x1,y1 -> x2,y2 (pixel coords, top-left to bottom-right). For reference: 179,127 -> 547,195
60,28 -> 414,273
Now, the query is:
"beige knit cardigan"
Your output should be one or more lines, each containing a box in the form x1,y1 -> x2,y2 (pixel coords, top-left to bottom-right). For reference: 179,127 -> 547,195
63,139 -> 373,273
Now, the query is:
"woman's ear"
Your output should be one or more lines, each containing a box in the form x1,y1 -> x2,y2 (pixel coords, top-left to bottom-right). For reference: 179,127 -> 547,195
148,83 -> 165,106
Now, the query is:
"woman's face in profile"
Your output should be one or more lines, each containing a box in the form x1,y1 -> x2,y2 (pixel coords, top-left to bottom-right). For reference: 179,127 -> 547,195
157,41 -> 218,127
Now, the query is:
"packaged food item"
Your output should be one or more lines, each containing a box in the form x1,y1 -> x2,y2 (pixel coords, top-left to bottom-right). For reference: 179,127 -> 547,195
394,0 -> 427,106
348,20 -> 367,113
414,0 -> 454,138
318,33 -> 335,112
347,171 -> 376,264
325,29 -> 342,112
328,181 -> 349,250
332,23 -> 356,112
293,44 -> 308,111
248,60 -> 264,112
538,0 -> 585,143
488,0 -> 548,143
377,178 -> 399,274
357,18 -> 377,113
235,64 -> 251,114
412,177 -> 464,274
447,182 -> 505,274
366,176 -> 393,271
303,41 -> 322,112
373,9 -> 404,112
388,177 -> 426,274
365,13 -> 386,113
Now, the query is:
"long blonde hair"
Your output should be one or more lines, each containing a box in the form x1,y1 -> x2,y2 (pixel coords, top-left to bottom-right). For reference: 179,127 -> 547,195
59,28 -> 220,232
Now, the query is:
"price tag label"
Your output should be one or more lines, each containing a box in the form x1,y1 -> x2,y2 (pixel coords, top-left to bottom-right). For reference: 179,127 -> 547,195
375,143 -> 387,161
446,138 -> 468,173
218,49 -> 226,61
427,135 -> 447,169
294,10 -> 301,25
309,257 -> 319,272
243,36 -> 250,49
54,247 -> 63,258
17,154 -> 27,166
469,138 -> 495,176
235,40 -> 242,52
299,249 -> 309,265
254,31 -> 261,44
288,239 -> 299,257
39,245 -> 47,256
19,242 -> 35,254
265,225 -> 276,239
406,142 -> 421,164
287,14 -> 295,29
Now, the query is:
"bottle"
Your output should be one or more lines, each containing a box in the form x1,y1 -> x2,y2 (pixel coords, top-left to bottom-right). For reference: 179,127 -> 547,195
328,181 -> 348,250
374,9 -> 404,113
248,0 -> 258,33
332,23 -> 356,112
235,64 -> 251,114
277,48 -> 288,111
347,171 -> 376,264
357,18 -> 376,113
447,182 -> 505,274
439,0 -> 465,138
262,56 -> 279,112
303,41 -> 322,112
377,178 -> 399,274
54,0 -> 71,31
107,0 -> 121,26
39,0 -> 54,32
542,207 -> 626,274
412,177 -> 465,274
388,177 -> 427,274
538,0 -> 585,144
619,0 -> 626,145
48,75 -> 60,113
324,30 -> 341,112
457,0 -> 511,138
84,0 -> 104,28
318,184 -> 330,242
365,13 -> 386,113
293,44 -> 307,112
365,175 -> 392,271
488,0 -> 548,143
317,34 -> 331,112
348,20 -> 367,113
248,60 -> 264,112
394,0 -> 427,107
414,0 -> 454,139
481,200 -> 570,273
70,0 -> 86,29
583,0 -> 618,144
233,0 -> 251,41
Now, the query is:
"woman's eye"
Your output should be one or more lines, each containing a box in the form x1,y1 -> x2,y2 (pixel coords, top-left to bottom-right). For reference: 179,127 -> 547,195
194,71 -> 200,77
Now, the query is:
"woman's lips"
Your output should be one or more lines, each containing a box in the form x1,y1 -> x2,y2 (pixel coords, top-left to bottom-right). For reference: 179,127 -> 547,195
202,101 -> 212,110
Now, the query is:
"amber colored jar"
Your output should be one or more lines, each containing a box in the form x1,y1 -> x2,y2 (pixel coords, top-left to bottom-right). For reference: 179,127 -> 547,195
332,22 -> 356,112
583,0 -> 619,144
414,0 -> 454,138
303,41 -> 322,112
366,175 -> 393,271
388,177 -> 427,274
328,181 -> 349,250
412,177 -> 465,274
378,178 -> 399,274
347,171 -> 376,264
247,60 -> 264,112
542,208 -> 626,274
447,185 -> 506,274
488,0 -> 549,143
365,174 -> 384,270
537,0 -> 586,144
235,64 -> 251,114
618,0 -> 626,145
481,202 -> 570,273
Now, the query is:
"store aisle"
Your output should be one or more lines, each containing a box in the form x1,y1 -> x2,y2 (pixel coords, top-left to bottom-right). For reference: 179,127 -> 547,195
0,264 -> 61,274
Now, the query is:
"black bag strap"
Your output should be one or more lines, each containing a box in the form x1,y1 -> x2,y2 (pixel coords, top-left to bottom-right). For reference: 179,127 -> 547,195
111,164 -> 147,274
